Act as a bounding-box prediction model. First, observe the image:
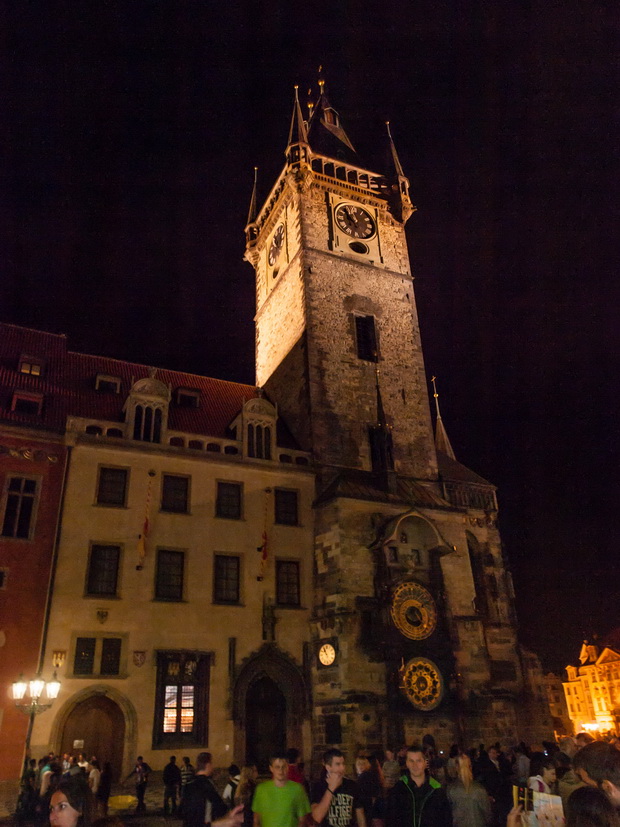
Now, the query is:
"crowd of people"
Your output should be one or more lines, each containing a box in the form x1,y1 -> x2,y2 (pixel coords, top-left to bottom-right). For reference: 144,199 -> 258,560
15,732 -> 620,827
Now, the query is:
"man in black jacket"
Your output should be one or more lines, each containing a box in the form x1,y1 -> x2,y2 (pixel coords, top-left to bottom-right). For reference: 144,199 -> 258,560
182,752 -> 228,827
384,746 -> 451,827
163,755 -> 183,815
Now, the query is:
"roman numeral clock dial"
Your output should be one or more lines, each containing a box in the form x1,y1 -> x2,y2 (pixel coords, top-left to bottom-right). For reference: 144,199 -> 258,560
334,203 -> 376,239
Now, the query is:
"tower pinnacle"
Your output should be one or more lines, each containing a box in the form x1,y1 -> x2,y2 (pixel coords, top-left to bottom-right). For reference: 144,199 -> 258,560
386,121 -> 415,222
245,166 -> 259,243
431,376 -> 456,460
286,86 -> 310,169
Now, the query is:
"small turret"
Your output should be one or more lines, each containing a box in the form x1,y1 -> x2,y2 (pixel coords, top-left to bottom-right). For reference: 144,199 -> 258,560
285,85 -> 310,169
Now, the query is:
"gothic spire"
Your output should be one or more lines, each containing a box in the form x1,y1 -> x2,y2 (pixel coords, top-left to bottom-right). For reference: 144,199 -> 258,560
386,121 -> 415,222
245,166 -> 259,243
287,85 -> 308,147
431,376 -> 456,460
307,73 -> 357,161
386,121 -> 406,178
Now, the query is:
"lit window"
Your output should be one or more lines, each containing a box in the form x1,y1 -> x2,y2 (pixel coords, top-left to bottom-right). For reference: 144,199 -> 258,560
19,360 -> 43,376
213,555 -> 240,604
154,651 -> 210,746
276,560 -> 300,607
1,477 -> 38,539
161,475 -> 190,513
96,467 -> 128,507
155,549 -> 185,601
86,544 -> 121,597
274,489 -> 299,525
72,635 -> 123,677
216,482 -> 242,519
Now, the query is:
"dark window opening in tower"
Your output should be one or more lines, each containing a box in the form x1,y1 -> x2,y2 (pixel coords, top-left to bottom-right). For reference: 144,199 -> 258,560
355,315 -> 378,362
369,426 -> 394,473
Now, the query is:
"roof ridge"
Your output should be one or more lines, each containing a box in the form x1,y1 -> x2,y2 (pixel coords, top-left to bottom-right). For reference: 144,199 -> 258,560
66,350 -> 257,389
1,321 -> 67,339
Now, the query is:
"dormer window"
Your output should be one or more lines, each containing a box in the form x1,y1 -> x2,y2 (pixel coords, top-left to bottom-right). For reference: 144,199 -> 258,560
18,355 -> 44,376
133,404 -> 163,443
96,374 -> 121,394
248,424 -> 271,460
175,388 -> 200,408
230,396 -> 277,462
11,391 -> 44,416
123,374 -> 170,445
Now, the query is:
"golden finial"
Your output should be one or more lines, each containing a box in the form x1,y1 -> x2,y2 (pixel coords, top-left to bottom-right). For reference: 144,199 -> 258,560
431,376 -> 441,416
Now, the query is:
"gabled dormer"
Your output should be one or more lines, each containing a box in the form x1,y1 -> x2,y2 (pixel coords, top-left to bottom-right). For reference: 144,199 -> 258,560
123,373 -> 171,444
230,396 -> 277,460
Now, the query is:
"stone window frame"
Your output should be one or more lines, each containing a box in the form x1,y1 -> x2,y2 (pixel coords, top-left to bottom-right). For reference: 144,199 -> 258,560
215,480 -> 243,520
85,542 -> 122,598
95,465 -> 129,508
160,473 -> 191,514
69,632 -> 127,678
274,488 -> 299,526
275,558 -> 301,607
213,554 -> 242,604
154,547 -> 186,602
0,474 -> 40,540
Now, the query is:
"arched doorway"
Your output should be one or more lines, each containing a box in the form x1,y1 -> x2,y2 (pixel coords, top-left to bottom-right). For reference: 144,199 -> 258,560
233,645 -> 308,770
245,675 -> 286,770
61,695 -> 125,780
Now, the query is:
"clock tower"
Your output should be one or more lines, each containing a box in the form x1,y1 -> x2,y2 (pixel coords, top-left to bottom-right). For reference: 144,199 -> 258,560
245,81 -> 537,761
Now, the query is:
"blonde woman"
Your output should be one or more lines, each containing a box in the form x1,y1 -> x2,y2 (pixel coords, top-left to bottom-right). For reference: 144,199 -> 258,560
447,754 -> 492,827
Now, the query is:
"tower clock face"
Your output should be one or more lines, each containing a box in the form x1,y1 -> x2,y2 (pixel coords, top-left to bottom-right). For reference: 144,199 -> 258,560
268,224 -> 285,265
390,581 -> 437,640
334,204 -> 376,239
400,657 -> 444,710
318,642 -> 336,666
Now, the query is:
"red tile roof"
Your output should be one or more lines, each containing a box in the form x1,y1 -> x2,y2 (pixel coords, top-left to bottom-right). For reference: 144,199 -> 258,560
0,323 -> 260,439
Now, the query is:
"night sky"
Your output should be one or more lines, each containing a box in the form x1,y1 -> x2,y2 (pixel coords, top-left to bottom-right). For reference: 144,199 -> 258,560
2,1 -> 618,672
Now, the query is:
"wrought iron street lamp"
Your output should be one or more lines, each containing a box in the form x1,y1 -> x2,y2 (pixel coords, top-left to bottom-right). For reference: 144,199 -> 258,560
11,672 -> 61,774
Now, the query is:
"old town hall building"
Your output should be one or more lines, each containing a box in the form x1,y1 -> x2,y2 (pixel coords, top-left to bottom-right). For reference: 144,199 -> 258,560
0,83 -> 551,781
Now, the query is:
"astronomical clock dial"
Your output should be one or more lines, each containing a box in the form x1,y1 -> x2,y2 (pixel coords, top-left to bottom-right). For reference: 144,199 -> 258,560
334,203 -> 376,239
318,641 -> 337,667
268,224 -> 285,266
390,581 -> 437,640
400,657 -> 444,711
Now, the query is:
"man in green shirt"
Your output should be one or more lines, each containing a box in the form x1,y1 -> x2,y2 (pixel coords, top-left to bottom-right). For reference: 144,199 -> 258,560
253,753 -> 311,827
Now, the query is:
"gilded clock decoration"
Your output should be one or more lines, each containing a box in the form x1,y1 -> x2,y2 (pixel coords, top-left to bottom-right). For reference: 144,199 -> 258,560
268,224 -> 285,265
390,581 -> 437,640
400,657 -> 444,710
318,642 -> 336,666
334,204 -> 376,239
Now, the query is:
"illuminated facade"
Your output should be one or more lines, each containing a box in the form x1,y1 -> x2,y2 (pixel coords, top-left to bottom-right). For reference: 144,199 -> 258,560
1,84 -> 554,782
563,642 -> 620,735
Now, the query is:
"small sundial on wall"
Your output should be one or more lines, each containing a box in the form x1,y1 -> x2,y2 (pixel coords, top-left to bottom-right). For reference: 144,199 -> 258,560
400,657 -> 444,711
390,581 -> 437,640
